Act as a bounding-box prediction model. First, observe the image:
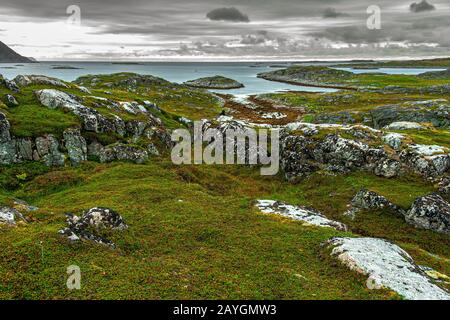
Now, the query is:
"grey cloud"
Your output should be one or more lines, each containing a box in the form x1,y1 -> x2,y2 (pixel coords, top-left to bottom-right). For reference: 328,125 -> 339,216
206,7 -> 250,22
410,0 -> 435,13
322,8 -> 349,18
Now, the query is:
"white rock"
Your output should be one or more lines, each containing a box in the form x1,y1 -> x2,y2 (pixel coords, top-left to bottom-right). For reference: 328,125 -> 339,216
328,237 -> 450,300
382,133 -> 405,150
384,122 -> 424,130
255,200 -> 347,231
260,112 -> 287,119
409,144 -> 447,156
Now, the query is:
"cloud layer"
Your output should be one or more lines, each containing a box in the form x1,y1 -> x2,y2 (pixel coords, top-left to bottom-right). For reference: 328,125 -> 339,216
0,0 -> 448,60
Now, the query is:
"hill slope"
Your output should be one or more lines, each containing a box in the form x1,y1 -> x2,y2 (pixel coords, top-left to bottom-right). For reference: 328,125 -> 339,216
0,41 -> 34,63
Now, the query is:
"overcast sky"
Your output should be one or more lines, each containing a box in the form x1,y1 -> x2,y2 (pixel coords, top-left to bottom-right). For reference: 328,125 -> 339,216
0,0 -> 449,61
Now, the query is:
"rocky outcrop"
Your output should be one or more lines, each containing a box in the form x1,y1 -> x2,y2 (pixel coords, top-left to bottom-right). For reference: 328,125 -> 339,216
0,112 -> 11,142
255,200 -> 347,231
63,128 -> 87,166
399,145 -> 449,179
74,73 -> 172,92
405,194 -> 449,235
184,76 -> 244,89
344,189 -> 404,219
371,100 -> 449,129
14,75 -> 68,88
59,207 -> 128,248
280,132 -> 400,181
35,135 -> 65,166
35,89 -> 124,135
327,237 -> 450,300
99,143 -> 149,164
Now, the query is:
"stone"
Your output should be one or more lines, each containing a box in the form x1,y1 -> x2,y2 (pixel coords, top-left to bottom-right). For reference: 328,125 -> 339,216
344,189 -> 404,219
438,176 -> 450,196
400,147 -> 449,179
382,132 -> 404,150
59,207 -> 128,248
63,128 -> 87,166
87,141 -> 103,158
256,200 -> 347,231
14,75 -> 69,88
0,206 -> 24,225
0,112 -> 11,142
327,237 -> 450,300
4,94 -> 18,107
147,143 -> 160,156
99,143 -> 149,164
35,135 -> 65,167
373,158 -> 401,178
384,121 -> 424,130
405,193 -> 450,235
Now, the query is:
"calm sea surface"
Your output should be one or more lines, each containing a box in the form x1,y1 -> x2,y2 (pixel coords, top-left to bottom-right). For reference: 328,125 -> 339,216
0,62 -> 444,96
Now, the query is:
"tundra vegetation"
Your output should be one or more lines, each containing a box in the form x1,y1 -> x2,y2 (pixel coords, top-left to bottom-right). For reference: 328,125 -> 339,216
0,65 -> 449,300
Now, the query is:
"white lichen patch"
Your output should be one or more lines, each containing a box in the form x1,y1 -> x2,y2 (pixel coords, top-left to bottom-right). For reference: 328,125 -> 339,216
255,200 -> 347,231
409,144 -> 448,156
327,237 -> 450,300
260,112 -> 287,119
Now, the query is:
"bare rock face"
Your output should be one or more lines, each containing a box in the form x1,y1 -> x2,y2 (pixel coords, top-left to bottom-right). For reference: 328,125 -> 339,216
99,143 -> 149,164
327,237 -> 450,300
0,199 -> 38,225
63,128 -> 87,166
59,207 -> 128,248
35,134 -> 65,167
405,193 -> 450,235
255,200 -> 347,231
0,112 -> 11,142
382,132 -> 404,150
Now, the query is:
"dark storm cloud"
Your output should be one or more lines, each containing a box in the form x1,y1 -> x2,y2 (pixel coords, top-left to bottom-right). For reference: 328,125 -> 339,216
410,0 -> 435,13
206,7 -> 250,22
322,8 -> 349,18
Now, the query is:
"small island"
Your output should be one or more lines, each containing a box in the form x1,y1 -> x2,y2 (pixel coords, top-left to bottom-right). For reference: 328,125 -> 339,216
184,75 -> 244,89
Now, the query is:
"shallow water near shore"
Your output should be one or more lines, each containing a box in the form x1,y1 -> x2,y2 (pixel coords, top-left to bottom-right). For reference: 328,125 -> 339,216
0,62 -> 445,96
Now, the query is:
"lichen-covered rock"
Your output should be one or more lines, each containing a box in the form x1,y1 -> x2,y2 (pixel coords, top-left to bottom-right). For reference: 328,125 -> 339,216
438,176 -> 450,196
405,193 -> 450,235
400,146 -> 450,179
280,134 -> 318,181
0,77 -> 20,92
373,158 -> 401,178
3,94 -> 18,107
382,132 -> 404,150
87,141 -> 103,158
327,237 -> 450,300
256,200 -> 347,231
147,143 -> 160,156
59,207 -> 128,248
0,206 -> 24,225
0,112 -> 11,143
344,189 -> 404,218
63,128 -> 87,165
384,121 -> 424,130
35,89 -> 124,135
99,143 -> 148,164
14,75 -> 69,88
35,135 -> 65,166
371,101 -> 449,129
